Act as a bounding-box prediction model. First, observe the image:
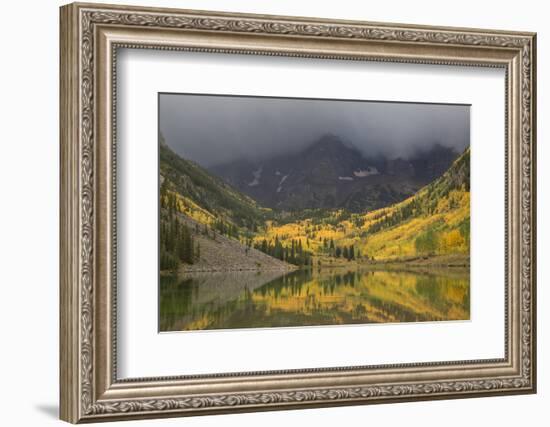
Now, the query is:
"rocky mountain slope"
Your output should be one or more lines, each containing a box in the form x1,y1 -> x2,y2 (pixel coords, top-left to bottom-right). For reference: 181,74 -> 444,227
210,134 -> 459,213
160,138 -> 268,231
175,213 -> 295,273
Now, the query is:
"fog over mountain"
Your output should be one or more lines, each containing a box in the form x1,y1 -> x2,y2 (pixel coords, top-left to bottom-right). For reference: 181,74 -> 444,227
160,93 -> 470,167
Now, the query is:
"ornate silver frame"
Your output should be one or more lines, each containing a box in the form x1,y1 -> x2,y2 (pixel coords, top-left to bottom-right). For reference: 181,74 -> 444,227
60,2 -> 537,423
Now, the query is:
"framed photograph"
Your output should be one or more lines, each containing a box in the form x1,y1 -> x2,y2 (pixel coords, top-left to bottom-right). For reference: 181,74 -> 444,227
60,2 -> 537,423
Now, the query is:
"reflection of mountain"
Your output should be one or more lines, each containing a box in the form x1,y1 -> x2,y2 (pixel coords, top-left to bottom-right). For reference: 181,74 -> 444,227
159,133 -> 471,331
160,267 -> 470,331
164,269 -> 288,309
160,270 -> 288,331
210,134 -> 459,212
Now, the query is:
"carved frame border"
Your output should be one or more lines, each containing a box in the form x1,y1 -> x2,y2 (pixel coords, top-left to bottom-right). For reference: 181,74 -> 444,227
60,2 -> 536,423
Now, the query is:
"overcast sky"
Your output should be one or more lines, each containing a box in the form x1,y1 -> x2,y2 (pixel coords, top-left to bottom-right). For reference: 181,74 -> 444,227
159,93 -> 470,167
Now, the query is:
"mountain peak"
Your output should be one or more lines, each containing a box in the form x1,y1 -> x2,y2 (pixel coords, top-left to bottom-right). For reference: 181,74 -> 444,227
208,135 -> 463,213
410,142 -> 458,159
305,134 -> 357,155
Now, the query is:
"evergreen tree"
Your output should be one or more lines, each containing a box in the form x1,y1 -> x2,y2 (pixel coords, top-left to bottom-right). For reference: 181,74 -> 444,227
160,179 -> 168,208
183,224 -> 194,264
195,241 -> 201,261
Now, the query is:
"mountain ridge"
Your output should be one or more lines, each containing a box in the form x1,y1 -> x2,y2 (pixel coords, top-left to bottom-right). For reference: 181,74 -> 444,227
160,135 -> 469,272
160,140 -> 268,231
209,134 -> 459,212
254,147 -> 470,264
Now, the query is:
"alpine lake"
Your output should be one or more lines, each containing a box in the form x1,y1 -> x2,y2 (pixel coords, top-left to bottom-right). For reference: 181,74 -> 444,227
159,266 -> 470,332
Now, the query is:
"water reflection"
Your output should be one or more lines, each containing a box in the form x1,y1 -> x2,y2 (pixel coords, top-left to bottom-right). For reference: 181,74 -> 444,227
160,267 -> 470,331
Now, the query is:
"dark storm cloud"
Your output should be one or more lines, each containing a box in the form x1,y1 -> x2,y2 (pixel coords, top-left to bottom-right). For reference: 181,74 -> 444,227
159,93 -> 470,167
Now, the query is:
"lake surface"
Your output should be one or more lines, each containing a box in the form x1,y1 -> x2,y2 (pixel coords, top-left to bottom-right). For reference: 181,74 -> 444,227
159,267 -> 470,332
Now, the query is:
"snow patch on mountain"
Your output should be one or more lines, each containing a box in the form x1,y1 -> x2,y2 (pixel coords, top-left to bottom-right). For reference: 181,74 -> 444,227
354,167 -> 379,177
248,166 -> 263,187
276,174 -> 289,193
338,176 -> 354,181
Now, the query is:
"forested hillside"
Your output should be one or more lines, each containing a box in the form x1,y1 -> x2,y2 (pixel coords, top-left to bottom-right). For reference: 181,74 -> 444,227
160,138 -> 267,231
159,181 -> 294,272
160,141 -> 470,272
254,148 -> 470,264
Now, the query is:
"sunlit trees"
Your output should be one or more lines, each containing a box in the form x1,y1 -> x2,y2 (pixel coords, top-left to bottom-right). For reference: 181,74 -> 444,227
414,229 -> 438,255
440,229 -> 466,252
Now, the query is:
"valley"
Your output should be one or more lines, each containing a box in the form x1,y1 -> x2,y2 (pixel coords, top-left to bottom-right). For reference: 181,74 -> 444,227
157,94 -> 471,331
159,135 -> 470,274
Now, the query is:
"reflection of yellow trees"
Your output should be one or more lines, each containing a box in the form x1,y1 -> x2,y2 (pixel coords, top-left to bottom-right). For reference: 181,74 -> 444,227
184,314 -> 212,331
162,268 -> 470,330
246,270 -> 470,324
